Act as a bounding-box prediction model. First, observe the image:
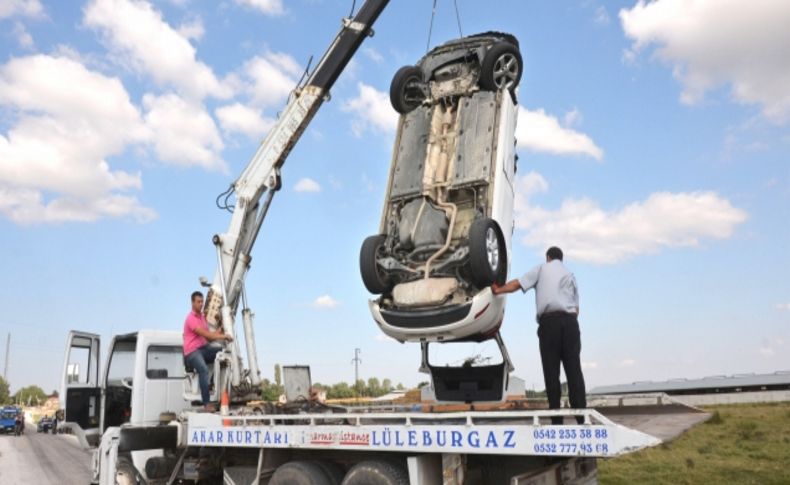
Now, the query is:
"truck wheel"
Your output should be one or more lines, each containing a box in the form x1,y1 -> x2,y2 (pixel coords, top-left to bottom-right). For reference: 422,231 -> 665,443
468,218 -> 507,287
341,460 -> 409,485
390,65 -> 425,114
360,235 -> 390,294
313,460 -> 346,484
270,461 -> 332,485
479,41 -> 522,92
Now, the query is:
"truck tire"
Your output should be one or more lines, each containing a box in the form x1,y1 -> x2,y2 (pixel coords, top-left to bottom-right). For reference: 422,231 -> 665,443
468,218 -> 507,287
270,461 -> 332,485
341,460 -> 409,485
390,65 -> 425,114
360,234 -> 390,294
479,41 -> 523,92
313,460 -> 346,484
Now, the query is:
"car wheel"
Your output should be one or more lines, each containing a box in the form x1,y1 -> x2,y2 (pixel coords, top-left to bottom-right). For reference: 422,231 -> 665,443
360,235 -> 390,294
469,218 -> 507,287
341,460 -> 409,485
479,42 -> 523,92
390,65 -> 425,114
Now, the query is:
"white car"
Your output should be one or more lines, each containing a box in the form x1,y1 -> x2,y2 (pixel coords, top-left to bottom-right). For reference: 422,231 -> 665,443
361,32 -> 522,343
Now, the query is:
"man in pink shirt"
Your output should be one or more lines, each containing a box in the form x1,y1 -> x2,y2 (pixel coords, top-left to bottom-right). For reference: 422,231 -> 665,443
184,291 -> 233,410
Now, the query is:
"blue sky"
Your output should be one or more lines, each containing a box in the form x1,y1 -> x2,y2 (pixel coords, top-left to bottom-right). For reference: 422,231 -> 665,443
0,0 -> 788,394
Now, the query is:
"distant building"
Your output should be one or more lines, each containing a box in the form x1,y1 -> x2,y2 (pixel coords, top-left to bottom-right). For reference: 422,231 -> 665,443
589,371 -> 790,406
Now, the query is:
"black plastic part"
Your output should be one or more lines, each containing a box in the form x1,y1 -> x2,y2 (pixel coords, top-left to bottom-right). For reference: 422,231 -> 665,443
145,456 -> 178,479
478,42 -> 523,92
360,235 -> 390,294
270,461 -> 333,485
307,0 -> 390,91
379,302 -> 472,328
118,426 -> 178,452
341,460 -> 409,485
389,65 -> 425,114
65,387 -> 101,431
429,362 -> 506,402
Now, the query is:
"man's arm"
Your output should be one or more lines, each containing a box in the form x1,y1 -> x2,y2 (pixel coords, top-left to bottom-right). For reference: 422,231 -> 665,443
492,279 -> 523,295
193,326 -> 233,342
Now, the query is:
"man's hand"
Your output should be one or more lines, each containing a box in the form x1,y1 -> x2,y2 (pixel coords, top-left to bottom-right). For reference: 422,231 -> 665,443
224,334 -> 234,343
491,282 -> 501,295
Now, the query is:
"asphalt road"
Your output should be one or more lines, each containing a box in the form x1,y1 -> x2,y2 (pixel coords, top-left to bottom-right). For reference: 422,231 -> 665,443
0,424 -> 92,485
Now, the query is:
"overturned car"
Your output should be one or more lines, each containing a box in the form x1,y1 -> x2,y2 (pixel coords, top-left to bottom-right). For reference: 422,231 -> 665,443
361,32 -> 522,344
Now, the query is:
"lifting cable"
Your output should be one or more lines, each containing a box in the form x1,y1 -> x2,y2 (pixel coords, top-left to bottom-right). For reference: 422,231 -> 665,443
426,0 -> 465,52
348,0 -> 357,18
426,0 -> 438,53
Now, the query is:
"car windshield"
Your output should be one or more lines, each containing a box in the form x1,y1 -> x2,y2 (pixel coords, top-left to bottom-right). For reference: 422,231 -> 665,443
2,411 -> 16,419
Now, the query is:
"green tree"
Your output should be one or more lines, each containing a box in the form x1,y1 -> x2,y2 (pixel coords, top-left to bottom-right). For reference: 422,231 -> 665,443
396,383 -> 405,391
328,382 -> 354,399
260,379 -> 283,402
274,364 -> 281,387
13,385 -> 47,406
0,376 -> 10,405
382,379 -> 392,392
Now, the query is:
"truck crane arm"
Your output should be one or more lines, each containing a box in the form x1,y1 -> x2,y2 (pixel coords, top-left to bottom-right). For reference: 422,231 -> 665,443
204,0 -> 389,389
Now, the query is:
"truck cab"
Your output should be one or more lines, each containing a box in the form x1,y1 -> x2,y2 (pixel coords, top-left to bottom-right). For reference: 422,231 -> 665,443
60,330 -> 188,449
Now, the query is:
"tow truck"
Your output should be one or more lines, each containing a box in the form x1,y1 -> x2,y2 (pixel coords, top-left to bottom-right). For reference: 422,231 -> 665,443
58,1 -> 708,483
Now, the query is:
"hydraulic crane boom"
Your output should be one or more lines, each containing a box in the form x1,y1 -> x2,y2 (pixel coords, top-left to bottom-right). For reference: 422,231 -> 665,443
203,0 -> 389,390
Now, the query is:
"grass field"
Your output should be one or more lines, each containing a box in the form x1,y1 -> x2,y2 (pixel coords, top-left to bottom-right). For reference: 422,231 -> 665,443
598,402 -> 790,485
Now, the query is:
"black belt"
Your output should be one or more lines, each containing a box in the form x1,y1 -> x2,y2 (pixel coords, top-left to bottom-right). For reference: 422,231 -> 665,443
539,311 -> 577,319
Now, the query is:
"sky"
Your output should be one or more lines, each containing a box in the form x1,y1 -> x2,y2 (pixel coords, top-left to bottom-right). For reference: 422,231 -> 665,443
0,0 -> 788,395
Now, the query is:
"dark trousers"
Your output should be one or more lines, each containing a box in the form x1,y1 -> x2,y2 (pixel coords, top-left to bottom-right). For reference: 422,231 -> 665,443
185,345 -> 221,405
538,313 -> 587,424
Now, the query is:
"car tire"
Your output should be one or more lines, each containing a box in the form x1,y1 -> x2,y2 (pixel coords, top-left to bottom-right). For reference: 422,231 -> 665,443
341,460 -> 409,485
360,234 -> 390,294
479,42 -> 523,92
469,218 -> 507,287
270,461 -> 332,485
390,65 -> 425,114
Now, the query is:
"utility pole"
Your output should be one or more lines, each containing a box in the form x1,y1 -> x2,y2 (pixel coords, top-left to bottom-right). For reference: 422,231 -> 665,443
351,348 -> 362,399
3,333 -> 9,381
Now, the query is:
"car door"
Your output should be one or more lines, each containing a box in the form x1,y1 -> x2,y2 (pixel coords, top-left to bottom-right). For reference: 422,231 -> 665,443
60,331 -> 101,437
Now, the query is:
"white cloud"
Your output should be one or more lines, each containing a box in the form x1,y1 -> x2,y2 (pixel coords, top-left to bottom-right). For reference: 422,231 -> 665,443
775,303 -> 790,311
343,83 -> 398,136
0,0 -> 43,18
84,0 -> 231,100
0,54 -> 155,223
235,0 -> 283,16
294,178 -> 321,193
177,16 -> 204,41
619,358 -> 636,367
313,294 -> 338,308
582,361 -> 599,369
216,102 -> 274,139
594,6 -> 610,25
142,93 -> 225,171
12,21 -> 34,49
514,171 -> 748,264
363,47 -> 384,63
516,107 -> 603,160
620,0 -> 790,122
758,347 -> 774,357
243,51 -> 301,108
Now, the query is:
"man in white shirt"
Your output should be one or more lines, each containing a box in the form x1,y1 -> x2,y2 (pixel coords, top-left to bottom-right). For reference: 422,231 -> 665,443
492,246 -> 586,424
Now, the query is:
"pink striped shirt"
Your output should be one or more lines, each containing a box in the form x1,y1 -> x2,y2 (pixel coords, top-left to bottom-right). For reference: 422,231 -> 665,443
183,311 -> 208,355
